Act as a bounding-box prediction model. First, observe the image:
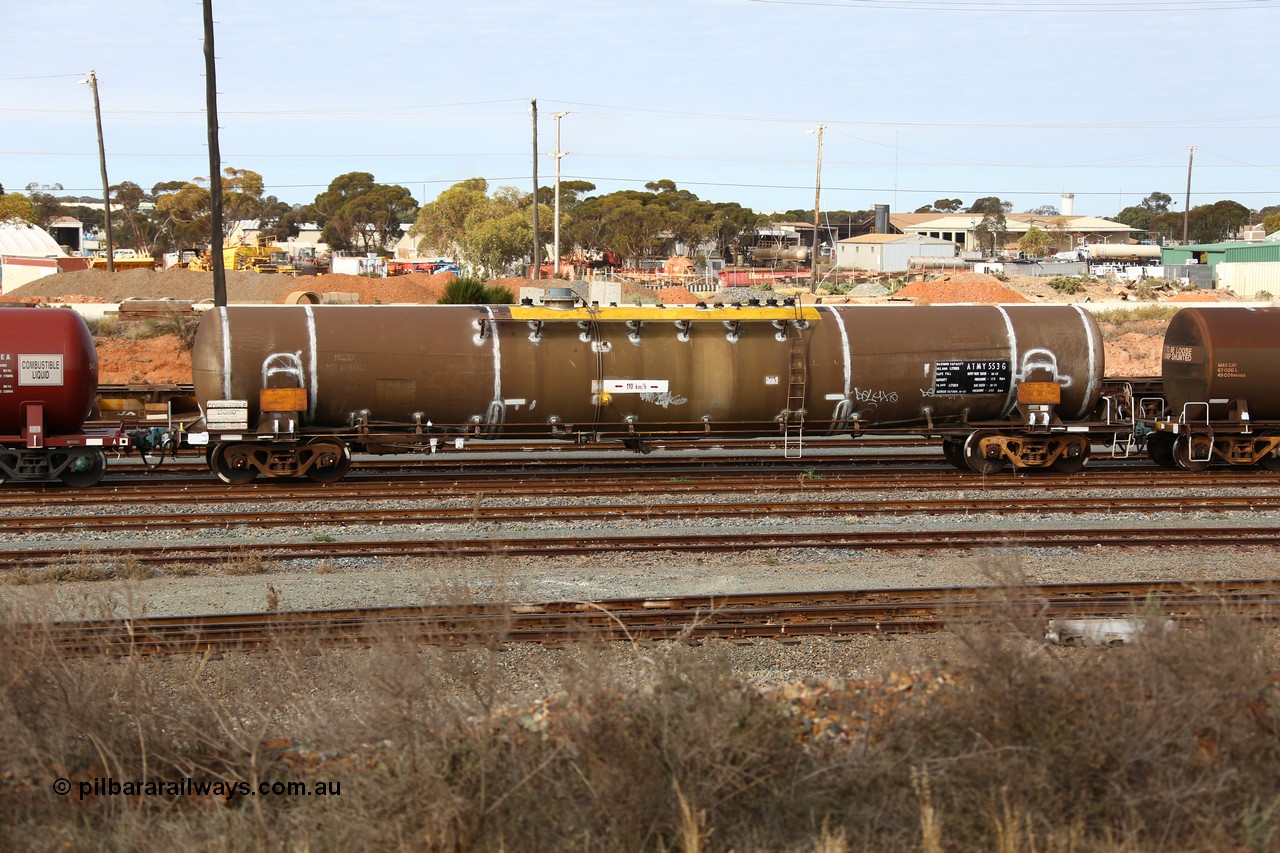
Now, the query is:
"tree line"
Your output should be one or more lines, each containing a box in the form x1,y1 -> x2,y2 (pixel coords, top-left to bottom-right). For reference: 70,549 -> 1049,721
0,176 -> 1275,274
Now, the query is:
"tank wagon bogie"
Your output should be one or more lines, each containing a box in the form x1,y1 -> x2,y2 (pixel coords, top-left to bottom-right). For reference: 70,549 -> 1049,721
188,302 -> 1107,483
0,306 -> 129,487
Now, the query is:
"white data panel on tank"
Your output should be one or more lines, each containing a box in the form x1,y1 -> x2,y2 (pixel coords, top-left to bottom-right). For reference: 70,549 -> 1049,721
598,379 -> 669,394
18,354 -> 64,386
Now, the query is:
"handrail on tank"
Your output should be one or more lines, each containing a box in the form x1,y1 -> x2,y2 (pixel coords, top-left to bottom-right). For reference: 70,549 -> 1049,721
1180,401 -> 1211,426
1138,396 -> 1167,420
262,352 -> 305,389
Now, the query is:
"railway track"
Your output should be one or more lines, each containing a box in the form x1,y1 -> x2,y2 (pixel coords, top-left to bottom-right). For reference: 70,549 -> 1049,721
5,464 -> 1278,509
8,492 -> 1280,535
15,578 -> 1277,657
7,525 -> 1280,572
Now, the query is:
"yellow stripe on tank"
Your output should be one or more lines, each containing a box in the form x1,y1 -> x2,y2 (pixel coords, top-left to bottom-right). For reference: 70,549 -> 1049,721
505,305 -> 822,322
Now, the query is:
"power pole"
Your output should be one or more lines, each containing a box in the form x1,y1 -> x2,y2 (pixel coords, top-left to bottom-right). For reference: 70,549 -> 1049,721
530,98 -> 541,280
84,70 -> 114,272
1182,146 -> 1196,244
809,123 -> 825,293
552,111 -> 569,278
203,0 -> 226,307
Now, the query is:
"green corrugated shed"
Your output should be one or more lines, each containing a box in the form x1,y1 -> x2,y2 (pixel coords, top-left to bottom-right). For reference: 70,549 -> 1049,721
1160,241 -> 1280,268
1225,243 -> 1280,263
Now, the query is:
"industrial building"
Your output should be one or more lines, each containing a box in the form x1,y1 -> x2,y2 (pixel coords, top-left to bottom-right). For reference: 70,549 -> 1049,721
834,233 -> 956,272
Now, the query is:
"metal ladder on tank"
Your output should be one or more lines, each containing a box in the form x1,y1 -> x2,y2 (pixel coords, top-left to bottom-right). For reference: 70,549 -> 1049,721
783,321 -> 808,459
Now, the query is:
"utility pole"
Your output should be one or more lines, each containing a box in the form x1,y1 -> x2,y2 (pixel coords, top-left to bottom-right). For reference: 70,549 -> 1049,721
203,0 -> 226,307
809,123 -> 825,293
530,99 -> 541,280
83,70 -> 114,272
1182,146 -> 1196,245
552,111 -> 569,278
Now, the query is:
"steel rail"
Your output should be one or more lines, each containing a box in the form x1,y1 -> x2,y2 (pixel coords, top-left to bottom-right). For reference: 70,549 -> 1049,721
7,526 -> 1280,571
9,493 -> 1280,535
17,578 -> 1276,657
5,466 -> 1278,510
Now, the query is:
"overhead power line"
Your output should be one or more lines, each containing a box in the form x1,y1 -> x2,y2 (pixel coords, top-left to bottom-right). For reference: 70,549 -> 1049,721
746,0 -> 1280,11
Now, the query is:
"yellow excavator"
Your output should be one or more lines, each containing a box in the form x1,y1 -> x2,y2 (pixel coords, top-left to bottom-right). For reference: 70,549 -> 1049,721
186,244 -> 295,274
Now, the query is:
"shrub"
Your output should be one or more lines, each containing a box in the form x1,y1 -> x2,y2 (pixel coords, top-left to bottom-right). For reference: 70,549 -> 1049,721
438,277 -> 514,305
84,316 -> 120,337
1046,275 -> 1086,294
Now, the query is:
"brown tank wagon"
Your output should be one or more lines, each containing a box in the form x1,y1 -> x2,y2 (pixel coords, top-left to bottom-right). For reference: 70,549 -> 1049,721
1145,306 -> 1280,471
188,302 -> 1105,483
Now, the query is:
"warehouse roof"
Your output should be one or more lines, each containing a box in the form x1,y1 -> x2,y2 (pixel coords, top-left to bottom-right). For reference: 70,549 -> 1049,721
0,223 -> 66,258
840,233 -> 955,244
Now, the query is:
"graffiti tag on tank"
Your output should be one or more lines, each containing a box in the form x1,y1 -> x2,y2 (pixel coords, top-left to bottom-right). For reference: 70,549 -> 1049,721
853,387 -> 899,404
640,392 -> 688,408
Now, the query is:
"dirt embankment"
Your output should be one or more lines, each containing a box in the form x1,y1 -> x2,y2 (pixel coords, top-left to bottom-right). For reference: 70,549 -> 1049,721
3,268 -> 460,305
4,269 -> 1177,384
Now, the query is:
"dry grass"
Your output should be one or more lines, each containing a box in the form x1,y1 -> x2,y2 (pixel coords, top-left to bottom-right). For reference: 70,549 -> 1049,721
0,602 -> 1277,851
220,551 -> 270,577
5,552 -> 153,586
1093,305 -> 1179,342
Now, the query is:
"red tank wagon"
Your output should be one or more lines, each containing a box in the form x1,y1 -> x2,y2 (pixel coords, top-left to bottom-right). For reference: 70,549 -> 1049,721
0,307 -> 128,486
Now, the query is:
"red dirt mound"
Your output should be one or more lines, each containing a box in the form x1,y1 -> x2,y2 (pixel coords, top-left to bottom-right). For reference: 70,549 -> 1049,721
653,285 -> 700,305
894,273 -> 1030,304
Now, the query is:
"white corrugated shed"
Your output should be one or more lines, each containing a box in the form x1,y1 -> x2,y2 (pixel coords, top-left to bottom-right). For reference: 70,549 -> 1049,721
835,234 -> 955,272
1216,262 -> 1280,298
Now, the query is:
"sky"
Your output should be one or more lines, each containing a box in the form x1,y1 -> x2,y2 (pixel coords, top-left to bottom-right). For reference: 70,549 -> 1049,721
5,0 -> 1280,220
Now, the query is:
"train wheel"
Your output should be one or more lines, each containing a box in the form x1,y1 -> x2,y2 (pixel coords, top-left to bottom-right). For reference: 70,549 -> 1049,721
1173,434 -> 1212,473
1261,450 -> 1280,471
941,438 -> 967,470
211,442 -> 259,485
1052,442 -> 1090,474
305,440 -> 352,483
59,450 -> 107,488
963,430 -> 1007,475
1146,432 -> 1178,470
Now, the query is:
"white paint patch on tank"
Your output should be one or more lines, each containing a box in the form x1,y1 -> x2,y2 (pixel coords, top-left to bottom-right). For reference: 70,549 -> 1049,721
304,304 -> 319,422
995,306 -> 1019,417
825,307 -> 853,400
1072,304 -> 1099,420
220,307 -> 232,400
485,306 -> 502,415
